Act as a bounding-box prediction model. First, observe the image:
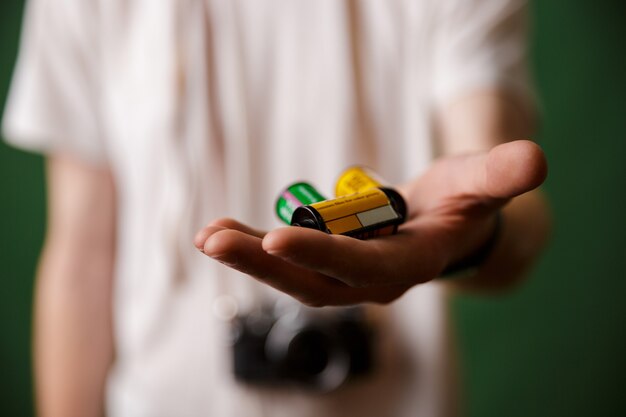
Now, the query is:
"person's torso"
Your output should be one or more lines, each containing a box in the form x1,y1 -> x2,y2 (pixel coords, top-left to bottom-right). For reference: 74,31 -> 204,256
95,1 -> 455,416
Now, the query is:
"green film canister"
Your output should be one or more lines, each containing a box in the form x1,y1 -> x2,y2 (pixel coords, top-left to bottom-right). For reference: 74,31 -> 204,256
275,182 -> 326,225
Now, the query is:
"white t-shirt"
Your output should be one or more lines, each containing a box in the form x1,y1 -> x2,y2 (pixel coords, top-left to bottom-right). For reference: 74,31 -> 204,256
3,1 -> 532,416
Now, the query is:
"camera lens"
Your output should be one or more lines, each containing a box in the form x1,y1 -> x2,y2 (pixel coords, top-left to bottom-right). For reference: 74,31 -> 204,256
285,328 -> 332,377
266,319 -> 351,391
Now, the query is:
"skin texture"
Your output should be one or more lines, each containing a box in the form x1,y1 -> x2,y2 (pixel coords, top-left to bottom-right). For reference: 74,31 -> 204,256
35,89 -> 550,416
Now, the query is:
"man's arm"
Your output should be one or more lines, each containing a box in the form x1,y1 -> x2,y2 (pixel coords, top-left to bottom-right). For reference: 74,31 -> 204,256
436,90 -> 551,291
35,155 -> 116,417
192,90 -> 549,305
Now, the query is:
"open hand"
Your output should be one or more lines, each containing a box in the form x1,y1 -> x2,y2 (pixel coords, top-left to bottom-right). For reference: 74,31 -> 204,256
194,140 -> 547,306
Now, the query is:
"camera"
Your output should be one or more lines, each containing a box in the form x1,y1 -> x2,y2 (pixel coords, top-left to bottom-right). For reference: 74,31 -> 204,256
231,303 -> 375,391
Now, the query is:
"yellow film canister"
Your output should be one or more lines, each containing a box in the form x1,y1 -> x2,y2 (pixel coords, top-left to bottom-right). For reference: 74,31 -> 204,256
291,188 -> 404,239
335,166 -> 407,221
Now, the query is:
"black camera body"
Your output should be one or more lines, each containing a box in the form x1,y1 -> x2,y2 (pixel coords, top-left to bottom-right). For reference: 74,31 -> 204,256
231,305 -> 374,391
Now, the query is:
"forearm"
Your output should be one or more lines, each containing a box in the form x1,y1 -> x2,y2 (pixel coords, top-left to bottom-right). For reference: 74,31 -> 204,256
35,239 -> 115,417
438,90 -> 550,291
36,156 -> 117,417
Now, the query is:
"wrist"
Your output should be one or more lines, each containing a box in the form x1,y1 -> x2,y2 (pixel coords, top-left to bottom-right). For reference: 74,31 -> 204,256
438,212 -> 503,280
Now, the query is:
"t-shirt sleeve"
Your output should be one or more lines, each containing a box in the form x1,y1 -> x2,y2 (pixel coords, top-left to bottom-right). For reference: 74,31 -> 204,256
2,0 -> 106,164
431,0 -> 536,111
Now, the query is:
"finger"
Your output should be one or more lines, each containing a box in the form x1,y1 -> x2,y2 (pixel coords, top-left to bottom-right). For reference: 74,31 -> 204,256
262,222 -> 445,288
204,228 -> 410,306
207,217 -> 267,238
417,140 -> 547,209
194,225 -> 226,251
454,140 -> 547,200
204,228 -> 345,305
483,140 -> 548,199
194,218 -> 266,251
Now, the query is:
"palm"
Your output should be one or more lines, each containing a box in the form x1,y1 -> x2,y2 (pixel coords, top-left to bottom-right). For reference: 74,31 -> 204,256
195,140 -> 547,305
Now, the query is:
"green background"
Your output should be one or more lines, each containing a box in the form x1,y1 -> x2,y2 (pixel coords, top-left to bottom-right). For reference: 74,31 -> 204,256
1,1 -> 624,416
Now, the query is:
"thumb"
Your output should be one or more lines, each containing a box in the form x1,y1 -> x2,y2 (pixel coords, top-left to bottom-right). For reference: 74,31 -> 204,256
481,140 -> 548,199
413,140 -> 548,208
